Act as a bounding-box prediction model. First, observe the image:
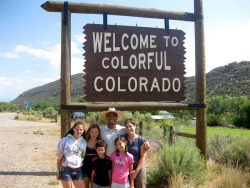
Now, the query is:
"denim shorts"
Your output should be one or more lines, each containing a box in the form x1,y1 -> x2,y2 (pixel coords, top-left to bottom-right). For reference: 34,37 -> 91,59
59,166 -> 83,181
111,181 -> 130,188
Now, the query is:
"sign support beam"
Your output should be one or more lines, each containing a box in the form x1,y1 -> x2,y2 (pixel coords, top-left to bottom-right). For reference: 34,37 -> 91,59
60,3 -> 72,138
194,0 -> 207,160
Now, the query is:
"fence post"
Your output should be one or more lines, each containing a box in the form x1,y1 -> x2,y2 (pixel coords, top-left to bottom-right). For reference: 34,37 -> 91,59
139,121 -> 143,136
169,126 -> 173,145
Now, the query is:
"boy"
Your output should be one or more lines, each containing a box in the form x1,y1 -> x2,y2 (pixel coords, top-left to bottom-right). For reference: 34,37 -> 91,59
91,140 -> 112,188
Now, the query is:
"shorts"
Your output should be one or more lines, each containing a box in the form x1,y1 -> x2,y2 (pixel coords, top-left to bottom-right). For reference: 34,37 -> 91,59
59,166 -> 83,181
111,181 -> 130,188
93,182 -> 110,188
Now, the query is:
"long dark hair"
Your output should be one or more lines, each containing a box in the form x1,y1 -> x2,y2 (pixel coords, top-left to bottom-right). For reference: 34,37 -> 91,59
64,121 -> 86,138
114,136 -> 128,156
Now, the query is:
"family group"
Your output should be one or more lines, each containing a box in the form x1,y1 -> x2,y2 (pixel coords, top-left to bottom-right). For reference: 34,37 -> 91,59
56,107 -> 149,188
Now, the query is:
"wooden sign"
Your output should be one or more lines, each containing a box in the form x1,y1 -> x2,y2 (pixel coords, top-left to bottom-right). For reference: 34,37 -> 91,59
83,24 -> 186,102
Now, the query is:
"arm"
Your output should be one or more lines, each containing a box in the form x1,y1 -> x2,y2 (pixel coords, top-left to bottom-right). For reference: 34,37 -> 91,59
130,144 -> 147,180
111,161 -> 115,175
108,170 -> 112,188
129,163 -> 134,188
56,159 -> 61,180
91,170 -> 95,188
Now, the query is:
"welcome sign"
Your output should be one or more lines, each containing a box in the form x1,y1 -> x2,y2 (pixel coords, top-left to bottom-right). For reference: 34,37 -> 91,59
83,24 -> 186,102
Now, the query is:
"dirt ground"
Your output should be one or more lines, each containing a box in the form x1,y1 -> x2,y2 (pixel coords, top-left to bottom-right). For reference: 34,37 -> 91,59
0,113 -> 62,188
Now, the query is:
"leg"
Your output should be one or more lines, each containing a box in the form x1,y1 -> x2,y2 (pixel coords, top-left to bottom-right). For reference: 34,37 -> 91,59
134,165 -> 147,188
73,180 -> 85,188
84,177 -> 90,188
61,180 -> 72,188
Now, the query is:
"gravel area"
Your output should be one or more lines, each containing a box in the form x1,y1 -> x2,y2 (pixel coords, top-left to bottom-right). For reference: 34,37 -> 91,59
0,113 -> 62,188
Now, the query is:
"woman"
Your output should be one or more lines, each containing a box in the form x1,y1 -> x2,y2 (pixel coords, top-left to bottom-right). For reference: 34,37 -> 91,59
56,121 -> 87,188
124,119 -> 147,188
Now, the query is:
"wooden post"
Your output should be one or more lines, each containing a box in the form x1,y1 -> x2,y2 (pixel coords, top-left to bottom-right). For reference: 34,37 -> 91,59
139,122 -> 143,136
194,0 -> 207,160
60,4 -> 71,138
169,126 -> 173,145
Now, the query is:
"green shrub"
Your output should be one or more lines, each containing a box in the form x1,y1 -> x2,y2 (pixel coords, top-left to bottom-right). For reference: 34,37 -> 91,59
207,114 -> 222,126
232,102 -> 250,128
86,112 -> 106,125
15,115 -> 19,120
43,107 -> 57,119
208,133 -> 250,169
148,140 -> 207,187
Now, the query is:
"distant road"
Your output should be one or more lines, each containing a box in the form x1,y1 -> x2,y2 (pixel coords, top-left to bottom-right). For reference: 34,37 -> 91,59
0,113 -> 59,127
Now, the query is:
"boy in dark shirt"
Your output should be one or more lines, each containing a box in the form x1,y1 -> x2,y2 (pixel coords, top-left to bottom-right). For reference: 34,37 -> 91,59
91,140 -> 112,188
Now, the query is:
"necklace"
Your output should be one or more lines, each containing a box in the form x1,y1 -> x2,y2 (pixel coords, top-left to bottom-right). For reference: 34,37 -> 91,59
128,134 -> 137,145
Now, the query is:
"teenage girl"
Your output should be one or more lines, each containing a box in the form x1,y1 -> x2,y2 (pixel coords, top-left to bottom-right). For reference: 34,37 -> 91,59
111,136 -> 134,188
56,121 -> 87,188
82,124 -> 101,188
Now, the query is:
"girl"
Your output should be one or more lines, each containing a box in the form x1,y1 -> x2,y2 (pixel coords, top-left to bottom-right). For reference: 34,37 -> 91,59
124,119 -> 147,188
111,136 -> 134,188
82,124 -> 101,188
56,121 -> 87,188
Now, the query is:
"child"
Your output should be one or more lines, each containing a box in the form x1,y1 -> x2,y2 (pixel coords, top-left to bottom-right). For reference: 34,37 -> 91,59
82,124 -> 101,188
56,121 -> 87,188
111,136 -> 134,188
91,140 -> 112,188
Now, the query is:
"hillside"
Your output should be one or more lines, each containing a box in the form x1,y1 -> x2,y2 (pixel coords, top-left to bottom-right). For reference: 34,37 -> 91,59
185,61 -> 249,101
11,61 -> 249,104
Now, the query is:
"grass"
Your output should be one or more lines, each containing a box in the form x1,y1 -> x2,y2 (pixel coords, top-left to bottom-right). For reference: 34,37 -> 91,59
182,126 -> 250,138
48,181 -> 59,186
33,130 -> 44,135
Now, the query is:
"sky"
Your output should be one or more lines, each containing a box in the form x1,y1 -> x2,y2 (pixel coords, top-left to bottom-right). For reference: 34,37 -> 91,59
0,0 -> 249,102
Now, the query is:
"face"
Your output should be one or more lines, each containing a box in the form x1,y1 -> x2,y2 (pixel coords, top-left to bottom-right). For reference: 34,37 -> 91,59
96,147 -> 106,158
106,112 -> 117,125
89,128 -> 99,140
125,122 -> 136,135
115,140 -> 126,153
73,124 -> 84,139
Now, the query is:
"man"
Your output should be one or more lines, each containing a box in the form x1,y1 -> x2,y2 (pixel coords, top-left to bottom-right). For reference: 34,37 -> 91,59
100,107 -> 126,157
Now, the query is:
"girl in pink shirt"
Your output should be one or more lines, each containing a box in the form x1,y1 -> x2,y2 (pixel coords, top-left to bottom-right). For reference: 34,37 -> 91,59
111,136 -> 134,188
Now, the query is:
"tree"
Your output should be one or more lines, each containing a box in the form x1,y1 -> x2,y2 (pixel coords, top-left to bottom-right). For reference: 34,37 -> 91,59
34,102 -> 52,111
232,102 -> 250,128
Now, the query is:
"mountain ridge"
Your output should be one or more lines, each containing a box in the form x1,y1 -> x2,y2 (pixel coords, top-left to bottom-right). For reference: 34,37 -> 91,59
10,61 -> 249,104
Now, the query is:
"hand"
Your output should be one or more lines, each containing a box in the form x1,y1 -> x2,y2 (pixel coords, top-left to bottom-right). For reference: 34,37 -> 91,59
130,170 -> 138,180
61,156 -> 66,163
56,173 -> 60,180
143,141 -> 150,151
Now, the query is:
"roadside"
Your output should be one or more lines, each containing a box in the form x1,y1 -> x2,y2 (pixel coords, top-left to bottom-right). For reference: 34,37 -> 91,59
0,113 -> 62,188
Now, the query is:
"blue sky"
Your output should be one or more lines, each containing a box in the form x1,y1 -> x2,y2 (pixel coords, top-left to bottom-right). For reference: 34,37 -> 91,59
0,0 -> 249,102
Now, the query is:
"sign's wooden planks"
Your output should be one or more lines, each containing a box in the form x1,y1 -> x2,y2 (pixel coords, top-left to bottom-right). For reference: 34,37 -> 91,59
83,24 -> 186,102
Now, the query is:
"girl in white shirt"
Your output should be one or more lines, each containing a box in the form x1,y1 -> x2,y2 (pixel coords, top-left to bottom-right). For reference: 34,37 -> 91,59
56,121 -> 87,188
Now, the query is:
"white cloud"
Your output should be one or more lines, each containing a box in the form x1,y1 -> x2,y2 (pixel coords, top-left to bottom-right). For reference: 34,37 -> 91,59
71,41 -> 82,54
0,77 -> 13,86
206,21 -> 250,72
71,57 -> 85,75
14,44 -> 60,68
76,34 -> 86,43
1,52 -> 19,58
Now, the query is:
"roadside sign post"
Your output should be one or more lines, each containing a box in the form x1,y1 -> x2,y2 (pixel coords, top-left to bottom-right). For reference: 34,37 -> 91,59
23,100 -> 28,115
28,102 -> 33,111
